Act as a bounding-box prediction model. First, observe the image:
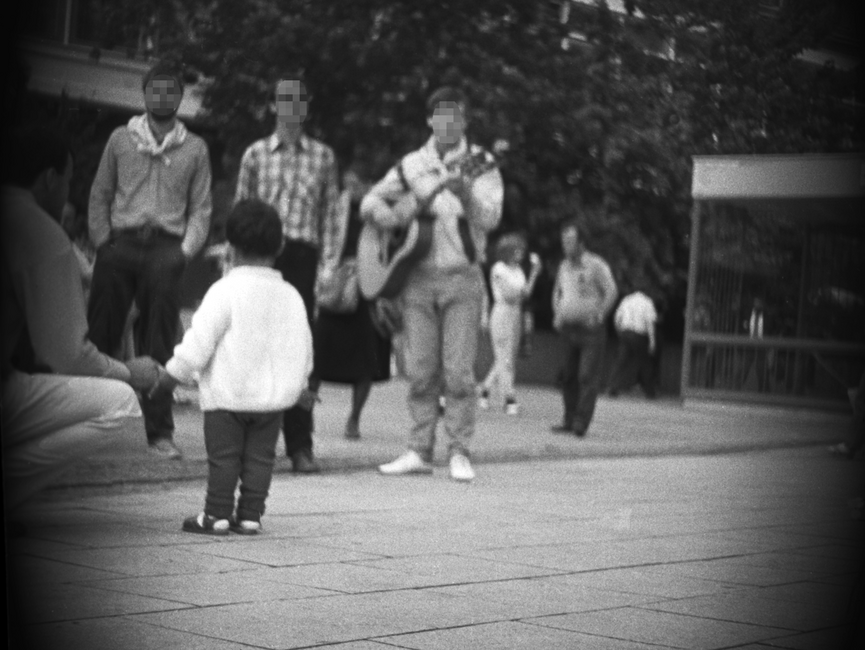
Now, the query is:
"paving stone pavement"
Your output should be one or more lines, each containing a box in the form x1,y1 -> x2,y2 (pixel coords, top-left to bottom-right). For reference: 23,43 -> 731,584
50,378 -> 849,489
6,446 -> 864,649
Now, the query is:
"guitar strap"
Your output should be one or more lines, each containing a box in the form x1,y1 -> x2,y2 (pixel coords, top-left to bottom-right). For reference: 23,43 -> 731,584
457,218 -> 477,263
396,159 -> 410,192
456,144 -> 481,264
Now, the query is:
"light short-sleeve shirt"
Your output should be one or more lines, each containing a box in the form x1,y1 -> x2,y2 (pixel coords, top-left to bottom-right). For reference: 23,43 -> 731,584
614,291 -> 657,334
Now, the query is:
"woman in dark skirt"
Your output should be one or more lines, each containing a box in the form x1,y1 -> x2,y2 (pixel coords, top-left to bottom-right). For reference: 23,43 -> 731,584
315,168 -> 391,439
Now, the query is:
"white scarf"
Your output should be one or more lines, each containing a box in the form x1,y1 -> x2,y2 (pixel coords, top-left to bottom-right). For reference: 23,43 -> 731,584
127,114 -> 187,164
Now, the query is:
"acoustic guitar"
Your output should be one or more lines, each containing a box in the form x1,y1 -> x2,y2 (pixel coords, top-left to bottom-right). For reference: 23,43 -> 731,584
358,145 -> 500,300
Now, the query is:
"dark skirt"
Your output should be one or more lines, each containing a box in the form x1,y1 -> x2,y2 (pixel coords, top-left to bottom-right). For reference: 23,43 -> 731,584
314,299 -> 392,384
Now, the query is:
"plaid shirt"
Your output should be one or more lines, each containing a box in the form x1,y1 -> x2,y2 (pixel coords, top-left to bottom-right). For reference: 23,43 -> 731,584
235,133 -> 340,264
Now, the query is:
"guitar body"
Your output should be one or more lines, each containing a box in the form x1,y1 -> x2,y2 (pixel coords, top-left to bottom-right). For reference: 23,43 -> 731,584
357,143 -> 501,300
358,214 -> 434,299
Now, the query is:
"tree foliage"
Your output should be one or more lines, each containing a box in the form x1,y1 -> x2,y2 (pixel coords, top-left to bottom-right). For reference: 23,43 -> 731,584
72,0 -> 862,329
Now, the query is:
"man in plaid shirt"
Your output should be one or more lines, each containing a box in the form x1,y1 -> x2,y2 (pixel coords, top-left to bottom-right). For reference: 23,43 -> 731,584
234,73 -> 339,473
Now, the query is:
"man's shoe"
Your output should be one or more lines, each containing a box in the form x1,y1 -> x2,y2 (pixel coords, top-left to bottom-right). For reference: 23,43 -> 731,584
505,399 -> 519,416
149,439 -> 183,460
291,449 -> 321,473
378,451 -> 433,475
229,517 -> 262,535
478,389 -> 490,410
344,419 -> 361,440
449,454 -> 475,482
182,512 -> 229,535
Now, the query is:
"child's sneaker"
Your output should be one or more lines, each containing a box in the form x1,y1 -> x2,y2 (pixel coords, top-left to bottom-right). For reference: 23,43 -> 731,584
478,389 -> 490,410
505,398 -> 519,416
182,512 -> 229,535
229,517 -> 262,535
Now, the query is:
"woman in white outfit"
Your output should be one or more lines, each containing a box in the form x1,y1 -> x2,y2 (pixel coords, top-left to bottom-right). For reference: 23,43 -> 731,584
479,233 -> 541,415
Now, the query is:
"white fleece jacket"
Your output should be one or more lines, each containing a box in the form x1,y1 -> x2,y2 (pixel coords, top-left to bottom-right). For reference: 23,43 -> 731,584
165,266 -> 312,412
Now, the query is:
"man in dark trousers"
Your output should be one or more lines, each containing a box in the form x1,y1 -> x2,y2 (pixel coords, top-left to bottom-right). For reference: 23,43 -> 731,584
87,61 -> 213,460
551,219 -> 618,437
234,72 -> 340,473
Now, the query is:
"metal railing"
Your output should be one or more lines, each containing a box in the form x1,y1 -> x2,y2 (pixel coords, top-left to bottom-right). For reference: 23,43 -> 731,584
682,199 -> 864,409
684,334 -> 864,409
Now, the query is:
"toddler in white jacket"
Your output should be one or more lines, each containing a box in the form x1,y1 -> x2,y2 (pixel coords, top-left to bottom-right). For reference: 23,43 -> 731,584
153,199 -> 313,535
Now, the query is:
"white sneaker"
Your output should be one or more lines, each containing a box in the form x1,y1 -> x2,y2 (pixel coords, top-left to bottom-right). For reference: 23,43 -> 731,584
505,400 -> 519,416
478,395 -> 490,410
449,454 -> 475,482
378,451 -> 433,475
230,518 -> 262,535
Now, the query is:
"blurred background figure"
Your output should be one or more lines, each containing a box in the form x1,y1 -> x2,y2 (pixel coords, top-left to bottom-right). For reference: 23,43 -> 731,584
60,201 -> 95,298
608,284 -> 658,399
741,296 -> 769,392
551,219 -> 618,437
479,233 -> 541,415
828,371 -> 865,461
315,166 -> 391,439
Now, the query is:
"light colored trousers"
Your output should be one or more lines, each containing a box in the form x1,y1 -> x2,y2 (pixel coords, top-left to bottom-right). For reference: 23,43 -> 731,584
482,301 -> 522,401
402,265 -> 485,461
2,371 -> 141,509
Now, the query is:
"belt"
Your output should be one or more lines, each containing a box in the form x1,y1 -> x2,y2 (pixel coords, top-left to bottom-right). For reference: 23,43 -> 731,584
118,225 -> 172,241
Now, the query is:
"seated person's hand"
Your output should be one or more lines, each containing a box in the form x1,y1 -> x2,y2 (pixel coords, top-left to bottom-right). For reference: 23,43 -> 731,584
296,388 -> 320,411
148,365 -> 179,400
124,356 -> 162,392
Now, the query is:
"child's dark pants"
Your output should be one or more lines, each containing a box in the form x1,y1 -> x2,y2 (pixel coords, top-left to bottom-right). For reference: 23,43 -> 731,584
203,410 -> 282,522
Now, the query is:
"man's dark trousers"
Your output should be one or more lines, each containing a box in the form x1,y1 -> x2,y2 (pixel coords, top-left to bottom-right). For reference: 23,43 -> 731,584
609,330 -> 656,398
87,229 -> 186,443
560,324 -> 607,434
273,239 -> 318,457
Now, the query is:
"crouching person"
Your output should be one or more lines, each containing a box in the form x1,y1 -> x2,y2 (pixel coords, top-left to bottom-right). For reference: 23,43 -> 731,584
151,199 -> 314,535
2,126 -> 158,512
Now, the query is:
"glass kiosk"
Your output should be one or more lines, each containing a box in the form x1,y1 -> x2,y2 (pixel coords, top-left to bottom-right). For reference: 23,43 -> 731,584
682,154 -> 865,409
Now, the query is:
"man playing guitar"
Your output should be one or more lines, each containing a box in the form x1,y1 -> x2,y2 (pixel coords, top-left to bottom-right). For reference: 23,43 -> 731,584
360,85 -> 503,482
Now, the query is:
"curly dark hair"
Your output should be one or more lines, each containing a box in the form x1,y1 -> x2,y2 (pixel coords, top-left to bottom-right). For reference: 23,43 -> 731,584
225,199 -> 283,257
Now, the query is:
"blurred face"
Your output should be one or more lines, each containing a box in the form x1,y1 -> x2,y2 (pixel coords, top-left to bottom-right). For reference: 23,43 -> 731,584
45,154 -> 73,222
427,101 -> 466,149
509,246 -> 525,265
144,75 -> 183,122
273,79 -> 308,125
561,226 -> 580,258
